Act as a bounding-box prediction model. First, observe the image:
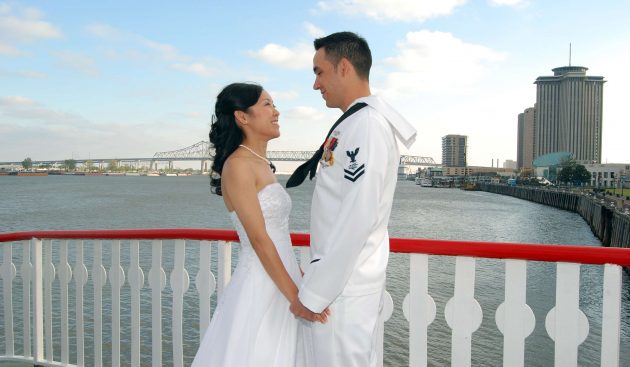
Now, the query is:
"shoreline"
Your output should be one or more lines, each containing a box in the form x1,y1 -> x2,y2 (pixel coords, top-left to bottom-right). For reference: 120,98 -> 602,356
479,183 -> 630,272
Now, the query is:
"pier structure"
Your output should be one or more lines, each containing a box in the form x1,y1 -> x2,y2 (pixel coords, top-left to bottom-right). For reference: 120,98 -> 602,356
478,183 -> 630,254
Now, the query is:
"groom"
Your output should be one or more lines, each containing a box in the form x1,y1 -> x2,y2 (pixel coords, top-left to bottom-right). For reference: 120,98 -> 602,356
288,32 -> 417,367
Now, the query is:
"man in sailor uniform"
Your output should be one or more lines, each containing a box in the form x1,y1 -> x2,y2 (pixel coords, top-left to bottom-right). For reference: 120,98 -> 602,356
287,32 -> 416,367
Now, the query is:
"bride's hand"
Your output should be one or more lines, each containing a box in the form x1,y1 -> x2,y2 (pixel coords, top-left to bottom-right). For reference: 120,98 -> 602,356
290,298 -> 329,324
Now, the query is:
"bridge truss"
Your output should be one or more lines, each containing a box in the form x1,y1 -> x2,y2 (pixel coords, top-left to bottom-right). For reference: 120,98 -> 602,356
0,141 -> 436,168
153,141 -> 437,166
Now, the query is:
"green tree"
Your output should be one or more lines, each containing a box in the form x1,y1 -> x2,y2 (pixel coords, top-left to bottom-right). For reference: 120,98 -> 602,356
64,159 -> 77,171
573,164 -> 591,185
107,159 -> 119,172
85,160 -> 94,172
558,160 -> 591,185
22,157 -> 32,170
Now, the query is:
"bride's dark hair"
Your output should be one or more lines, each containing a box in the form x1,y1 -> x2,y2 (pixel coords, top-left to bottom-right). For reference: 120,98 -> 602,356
209,82 -> 263,195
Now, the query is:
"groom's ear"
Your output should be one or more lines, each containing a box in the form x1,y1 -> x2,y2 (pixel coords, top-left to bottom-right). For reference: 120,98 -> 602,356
339,58 -> 353,78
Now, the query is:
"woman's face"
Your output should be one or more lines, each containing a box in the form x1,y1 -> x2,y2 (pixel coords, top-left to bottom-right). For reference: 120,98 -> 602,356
243,90 -> 280,139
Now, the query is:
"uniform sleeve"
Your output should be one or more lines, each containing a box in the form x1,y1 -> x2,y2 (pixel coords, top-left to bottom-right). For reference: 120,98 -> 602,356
299,110 -> 393,312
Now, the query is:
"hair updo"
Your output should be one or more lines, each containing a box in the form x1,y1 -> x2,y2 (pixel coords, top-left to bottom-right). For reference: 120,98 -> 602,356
209,82 -> 263,195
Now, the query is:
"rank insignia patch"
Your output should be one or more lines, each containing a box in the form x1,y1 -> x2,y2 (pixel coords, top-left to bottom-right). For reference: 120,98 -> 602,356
344,147 -> 364,182
321,136 -> 338,167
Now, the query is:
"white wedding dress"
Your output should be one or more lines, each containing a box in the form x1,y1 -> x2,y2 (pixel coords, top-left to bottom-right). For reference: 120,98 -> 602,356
192,183 -> 303,367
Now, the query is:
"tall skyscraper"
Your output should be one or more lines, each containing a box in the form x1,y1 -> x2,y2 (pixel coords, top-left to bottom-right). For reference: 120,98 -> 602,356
517,106 -> 536,169
533,66 -> 605,163
442,134 -> 467,167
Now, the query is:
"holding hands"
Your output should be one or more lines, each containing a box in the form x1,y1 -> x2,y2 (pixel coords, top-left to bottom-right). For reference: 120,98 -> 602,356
290,298 -> 330,324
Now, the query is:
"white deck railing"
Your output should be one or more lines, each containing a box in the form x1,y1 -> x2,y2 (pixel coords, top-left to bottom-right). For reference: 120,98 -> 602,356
0,228 -> 629,366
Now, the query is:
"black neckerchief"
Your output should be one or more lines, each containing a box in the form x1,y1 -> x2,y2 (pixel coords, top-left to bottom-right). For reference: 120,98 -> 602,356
286,102 -> 367,188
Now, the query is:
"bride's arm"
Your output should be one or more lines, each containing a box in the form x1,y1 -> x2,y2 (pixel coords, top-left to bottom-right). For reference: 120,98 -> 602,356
222,158 -> 327,323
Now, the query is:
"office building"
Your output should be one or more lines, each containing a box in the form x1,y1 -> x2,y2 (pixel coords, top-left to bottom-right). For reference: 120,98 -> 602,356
517,107 -> 536,169
533,66 -> 605,163
584,163 -> 630,188
503,159 -> 517,170
442,135 -> 467,167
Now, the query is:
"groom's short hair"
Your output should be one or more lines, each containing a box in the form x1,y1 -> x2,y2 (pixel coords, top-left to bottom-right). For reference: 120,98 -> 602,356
314,31 -> 372,81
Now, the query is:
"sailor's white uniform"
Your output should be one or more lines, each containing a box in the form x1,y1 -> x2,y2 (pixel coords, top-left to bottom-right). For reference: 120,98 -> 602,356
299,95 -> 416,367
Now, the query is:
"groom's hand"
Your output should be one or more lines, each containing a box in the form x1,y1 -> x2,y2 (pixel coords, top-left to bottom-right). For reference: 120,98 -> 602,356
290,298 -> 329,323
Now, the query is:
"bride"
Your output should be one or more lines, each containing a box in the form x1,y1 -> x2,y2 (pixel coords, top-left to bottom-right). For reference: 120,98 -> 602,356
192,83 -> 328,367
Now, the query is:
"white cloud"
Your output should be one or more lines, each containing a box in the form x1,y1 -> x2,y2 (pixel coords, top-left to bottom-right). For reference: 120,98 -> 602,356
0,4 -> 61,56
0,95 -> 210,161
0,96 -> 88,125
489,0 -> 527,6
86,22 -> 224,78
249,43 -> 313,70
86,23 -> 123,40
282,106 -> 326,122
0,68 -> 46,78
88,23 -> 185,63
316,0 -> 467,22
143,39 -> 183,62
53,51 -> 100,76
268,90 -> 299,101
0,41 -> 20,55
171,63 -> 215,77
381,30 -> 506,96
0,95 -> 34,107
304,22 -> 324,37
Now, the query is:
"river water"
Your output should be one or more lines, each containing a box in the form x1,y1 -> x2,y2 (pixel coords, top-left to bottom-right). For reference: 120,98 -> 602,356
1,175 -> 629,366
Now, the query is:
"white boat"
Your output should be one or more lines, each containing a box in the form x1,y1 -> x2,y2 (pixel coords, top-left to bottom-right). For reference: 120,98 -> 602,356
415,177 -> 433,187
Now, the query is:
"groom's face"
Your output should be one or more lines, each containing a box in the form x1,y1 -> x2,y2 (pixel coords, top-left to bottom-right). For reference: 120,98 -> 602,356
312,48 -> 343,109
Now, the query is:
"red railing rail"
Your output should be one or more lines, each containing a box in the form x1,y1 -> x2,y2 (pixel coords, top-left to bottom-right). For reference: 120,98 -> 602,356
1,228 -> 629,267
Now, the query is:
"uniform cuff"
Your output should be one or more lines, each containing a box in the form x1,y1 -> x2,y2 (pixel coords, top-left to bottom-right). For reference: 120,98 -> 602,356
298,287 -> 330,314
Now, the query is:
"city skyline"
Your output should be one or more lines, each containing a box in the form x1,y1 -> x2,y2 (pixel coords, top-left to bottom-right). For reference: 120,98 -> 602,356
2,1 -> 630,166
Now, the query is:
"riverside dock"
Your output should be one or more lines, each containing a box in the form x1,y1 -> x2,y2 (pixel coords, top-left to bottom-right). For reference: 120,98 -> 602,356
478,183 -> 630,258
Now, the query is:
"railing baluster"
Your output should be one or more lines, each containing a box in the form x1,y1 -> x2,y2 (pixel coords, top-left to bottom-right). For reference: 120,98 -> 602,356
43,239 -> 55,361
445,256 -> 482,367
601,264 -> 622,367
1,242 -> 16,356
32,238 -> 44,363
148,240 -> 165,367
544,262 -> 588,367
20,240 -> 32,359
403,253 -> 435,367
128,240 -> 145,367
59,240 -> 72,365
495,259 -> 535,367
195,240 -> 215,340
217,241 -> 232,298
74,240 -> 88,366
93,240 -> 107,367
170,240 -> 189,367
109,240 -> 125,367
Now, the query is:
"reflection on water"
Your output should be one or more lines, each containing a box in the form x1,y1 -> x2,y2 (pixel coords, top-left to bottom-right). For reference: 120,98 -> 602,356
0,175 -> 628,366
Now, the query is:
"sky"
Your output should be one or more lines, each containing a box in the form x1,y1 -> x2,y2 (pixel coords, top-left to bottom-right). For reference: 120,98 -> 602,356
1,0 -> 629,167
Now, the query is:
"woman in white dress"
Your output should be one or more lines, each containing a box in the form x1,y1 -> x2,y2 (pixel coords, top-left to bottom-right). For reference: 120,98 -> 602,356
192,83 -> 328,367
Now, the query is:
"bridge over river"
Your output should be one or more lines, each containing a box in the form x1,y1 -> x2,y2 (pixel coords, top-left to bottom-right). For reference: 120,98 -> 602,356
1,141 -> 438,171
